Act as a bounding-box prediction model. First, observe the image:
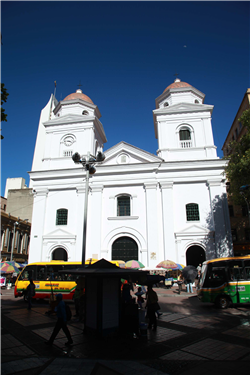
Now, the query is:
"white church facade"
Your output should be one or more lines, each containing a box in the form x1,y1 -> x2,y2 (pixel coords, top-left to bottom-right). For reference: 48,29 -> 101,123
28,78 -> 233,267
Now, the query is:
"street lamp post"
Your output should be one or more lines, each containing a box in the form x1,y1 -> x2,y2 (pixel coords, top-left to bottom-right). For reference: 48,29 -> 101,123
240,185 -> 250,228
72,151 -> 105,267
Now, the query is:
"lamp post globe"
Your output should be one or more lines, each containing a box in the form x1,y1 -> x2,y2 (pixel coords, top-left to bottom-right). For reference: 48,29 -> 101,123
72,150 -> 105,267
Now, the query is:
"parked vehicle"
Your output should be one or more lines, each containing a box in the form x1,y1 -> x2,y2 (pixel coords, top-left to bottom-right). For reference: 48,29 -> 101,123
197,256 -> 250,308
14,260 -> 123,300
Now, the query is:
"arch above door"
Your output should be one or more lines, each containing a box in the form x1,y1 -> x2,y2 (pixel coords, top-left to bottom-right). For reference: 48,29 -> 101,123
52,247 -> 68,261
186,245 -> 206,267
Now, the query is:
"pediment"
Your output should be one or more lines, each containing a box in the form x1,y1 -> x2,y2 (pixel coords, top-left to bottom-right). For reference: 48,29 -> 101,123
43,114 -> 93,127
103,141 -> 163,165
175,224 -> 211,237
153,102 -> 213,115
43,228 -> 76,240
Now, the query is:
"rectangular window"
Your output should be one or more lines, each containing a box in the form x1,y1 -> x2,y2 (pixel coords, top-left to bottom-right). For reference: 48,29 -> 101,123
56,209 -> 68,225
186,203 -> 200,221
231,229 -> 237,242
19,265 -> 36,280
245,267 -> 250,280
245,229 -> 250,241
242,205 -> 248,217
37,266 -> 46,281
228,260 -> 244,280
117,196 -> 130,216
229,205 -> 234,217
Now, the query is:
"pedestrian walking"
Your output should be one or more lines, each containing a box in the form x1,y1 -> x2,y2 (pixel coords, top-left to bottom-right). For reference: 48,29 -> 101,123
185,278 -> 193,294
45,293 -> 73,346
197,264 -> 202,272
177,271 -> 184,294
146,285 -> 160,330
26,279 -> 35,310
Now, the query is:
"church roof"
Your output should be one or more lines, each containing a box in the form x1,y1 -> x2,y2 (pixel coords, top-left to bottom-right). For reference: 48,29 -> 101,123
163,79 -> 192,93
63,89 -> 94,104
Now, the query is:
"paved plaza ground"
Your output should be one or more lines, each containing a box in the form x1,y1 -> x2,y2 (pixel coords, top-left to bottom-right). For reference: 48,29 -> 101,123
1,285 -> 250,375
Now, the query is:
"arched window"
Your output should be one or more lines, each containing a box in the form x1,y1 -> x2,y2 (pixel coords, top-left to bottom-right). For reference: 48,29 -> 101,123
164,102 -> 169,107
56,209 -> 68,225
179,126 -> 192,148
179,129 -> 191,141
194,99 -> 199,104
117,196 -> 130,216
186,203 -> 200,221
82,110 -> 89,115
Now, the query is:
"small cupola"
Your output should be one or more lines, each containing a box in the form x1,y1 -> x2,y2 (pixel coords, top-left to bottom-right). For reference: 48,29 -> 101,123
155,78 -> 205,108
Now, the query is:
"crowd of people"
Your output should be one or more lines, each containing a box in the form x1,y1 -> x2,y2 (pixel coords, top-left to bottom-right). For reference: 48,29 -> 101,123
23,264 -> 202,344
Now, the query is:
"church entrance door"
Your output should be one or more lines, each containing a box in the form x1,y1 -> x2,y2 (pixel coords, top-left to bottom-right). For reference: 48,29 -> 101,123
186,245 -> 205,267
112,236 -> 138,262
52,247 -> 68,261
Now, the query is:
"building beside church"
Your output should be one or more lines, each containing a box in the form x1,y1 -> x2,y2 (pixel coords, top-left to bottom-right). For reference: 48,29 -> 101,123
222,88 -> 250,256
28,78 -> 233,267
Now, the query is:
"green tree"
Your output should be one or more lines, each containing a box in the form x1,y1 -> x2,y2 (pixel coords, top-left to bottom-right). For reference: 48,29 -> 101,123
1,83 -> 9,139
224,108 -> 250,204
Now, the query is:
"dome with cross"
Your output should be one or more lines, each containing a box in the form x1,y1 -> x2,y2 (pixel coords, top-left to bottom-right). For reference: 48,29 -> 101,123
63,89 -> 94,104
163,78 -> 192,93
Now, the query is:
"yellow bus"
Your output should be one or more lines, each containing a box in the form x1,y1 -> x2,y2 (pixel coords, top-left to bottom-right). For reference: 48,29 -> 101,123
14,259 -> 125,300
197,255 -> 250,308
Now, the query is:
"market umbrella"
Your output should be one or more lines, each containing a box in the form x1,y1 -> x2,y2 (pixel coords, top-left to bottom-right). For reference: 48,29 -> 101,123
182,265 -> 198,282
115,260 -> 126,268
1,261 -> 22,268
156,260 -> 179,270
176,263 -> 185,270
125,260 -> 145,269
18,262 -> 27,268
0,262 -> 20,274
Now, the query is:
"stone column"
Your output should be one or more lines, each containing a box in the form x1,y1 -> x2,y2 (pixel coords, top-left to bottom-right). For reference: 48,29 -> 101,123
29,189 -> 48,263
144,182 -> 159,267
160,181 -> 176,261
21,233 -> 27,254
88,185 -> 103,260
76,186 -> 85,261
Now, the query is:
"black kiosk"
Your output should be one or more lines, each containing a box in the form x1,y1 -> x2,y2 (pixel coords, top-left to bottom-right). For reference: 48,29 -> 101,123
61,259 -> 148,337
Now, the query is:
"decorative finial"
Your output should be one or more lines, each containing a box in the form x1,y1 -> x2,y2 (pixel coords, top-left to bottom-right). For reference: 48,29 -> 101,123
76,81 -> 83,93
174,73 -> 180,82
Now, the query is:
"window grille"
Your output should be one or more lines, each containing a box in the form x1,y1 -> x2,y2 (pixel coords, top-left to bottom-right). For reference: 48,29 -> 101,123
56,209 -> 68,225
186,203 -> 200,221
117,196 -> 130,216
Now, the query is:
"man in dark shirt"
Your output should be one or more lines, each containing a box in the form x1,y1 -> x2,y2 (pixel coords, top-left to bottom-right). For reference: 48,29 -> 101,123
45,293 -> 73,346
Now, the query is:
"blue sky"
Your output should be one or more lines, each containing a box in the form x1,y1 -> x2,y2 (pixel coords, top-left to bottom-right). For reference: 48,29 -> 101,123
1,1 -> 250,196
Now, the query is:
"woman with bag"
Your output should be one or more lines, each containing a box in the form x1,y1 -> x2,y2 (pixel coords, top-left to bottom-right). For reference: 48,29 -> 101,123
146,285 -> 160,331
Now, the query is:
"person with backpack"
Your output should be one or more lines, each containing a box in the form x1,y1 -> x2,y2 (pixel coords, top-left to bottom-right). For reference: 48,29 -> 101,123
26,279 -> 36,310
45,293 -> 73,346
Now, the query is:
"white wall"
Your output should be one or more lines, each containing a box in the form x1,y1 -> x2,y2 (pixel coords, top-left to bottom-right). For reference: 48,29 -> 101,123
5,177 -> 26,198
